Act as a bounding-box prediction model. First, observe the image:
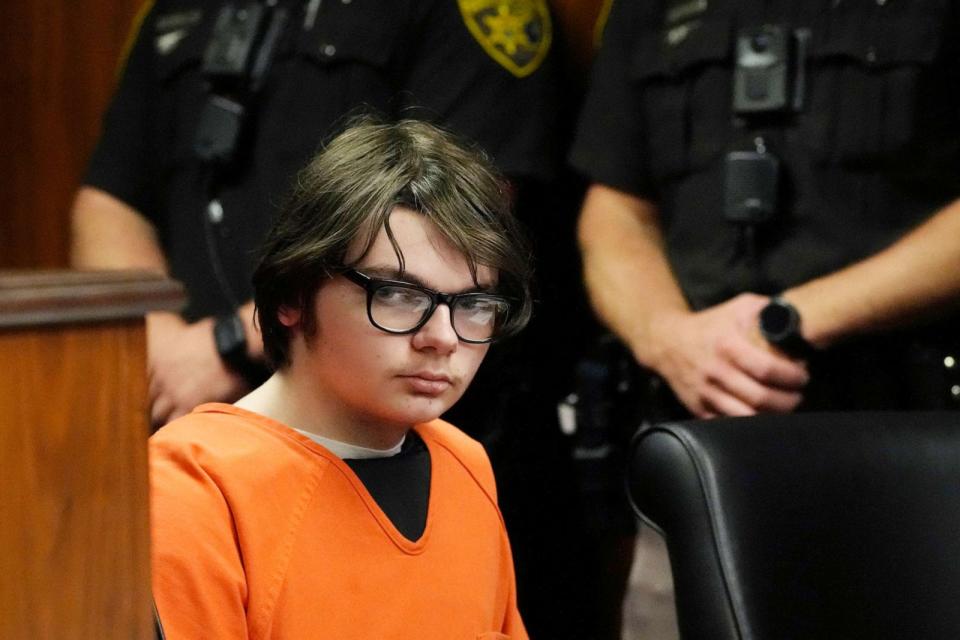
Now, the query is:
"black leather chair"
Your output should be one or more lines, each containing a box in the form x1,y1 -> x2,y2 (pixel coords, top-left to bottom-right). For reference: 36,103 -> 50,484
628,412 -> 960,640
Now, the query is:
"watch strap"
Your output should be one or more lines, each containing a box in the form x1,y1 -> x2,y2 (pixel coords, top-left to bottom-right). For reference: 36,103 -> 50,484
214,313 -> 269,385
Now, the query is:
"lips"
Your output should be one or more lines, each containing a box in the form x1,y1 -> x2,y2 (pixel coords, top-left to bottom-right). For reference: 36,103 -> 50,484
401,372 -> 454,396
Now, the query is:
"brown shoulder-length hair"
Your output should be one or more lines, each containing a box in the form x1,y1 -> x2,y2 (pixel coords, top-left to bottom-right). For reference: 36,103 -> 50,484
253,118 -> 534,369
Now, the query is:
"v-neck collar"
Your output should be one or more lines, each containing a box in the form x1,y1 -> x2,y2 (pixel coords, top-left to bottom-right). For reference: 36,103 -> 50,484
192,403 -> 437,553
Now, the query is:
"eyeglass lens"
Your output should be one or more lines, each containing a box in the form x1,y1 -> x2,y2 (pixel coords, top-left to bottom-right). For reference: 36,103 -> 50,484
370,284 -> 508,342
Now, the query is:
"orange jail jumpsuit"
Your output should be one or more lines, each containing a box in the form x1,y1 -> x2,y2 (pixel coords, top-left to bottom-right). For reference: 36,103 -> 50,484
150,403 -> 527,639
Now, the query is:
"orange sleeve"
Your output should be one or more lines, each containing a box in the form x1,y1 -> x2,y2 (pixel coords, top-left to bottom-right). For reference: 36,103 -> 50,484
151,438 -> 249,639
424,421 -> 529,638
498,524 -> 529,640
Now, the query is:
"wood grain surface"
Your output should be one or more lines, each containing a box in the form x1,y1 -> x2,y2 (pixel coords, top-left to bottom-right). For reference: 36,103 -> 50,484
0,271 -> 183,639
0,321 -> 152,639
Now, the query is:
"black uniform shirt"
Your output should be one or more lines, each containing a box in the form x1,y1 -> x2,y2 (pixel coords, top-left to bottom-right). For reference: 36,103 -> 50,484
570,0 -> 960,309
86,0 -> 559,320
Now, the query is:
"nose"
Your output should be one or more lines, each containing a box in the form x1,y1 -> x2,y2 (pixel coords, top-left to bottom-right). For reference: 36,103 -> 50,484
411,304 -> 458,354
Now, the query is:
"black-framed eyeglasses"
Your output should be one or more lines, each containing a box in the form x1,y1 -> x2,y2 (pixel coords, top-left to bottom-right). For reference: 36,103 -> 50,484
342,269 -> 514,344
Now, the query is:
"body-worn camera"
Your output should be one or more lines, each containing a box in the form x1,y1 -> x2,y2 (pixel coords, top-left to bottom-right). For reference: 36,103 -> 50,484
723,147 -> 780,224
194,2 -> 288,166
726,24 -> 810,226
733,25 -> 810,115
202,2 -> 271,90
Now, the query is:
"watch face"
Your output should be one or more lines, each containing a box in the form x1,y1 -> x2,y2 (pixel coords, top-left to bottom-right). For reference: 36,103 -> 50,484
762,303 -> 791,337
760,299 -> 798,343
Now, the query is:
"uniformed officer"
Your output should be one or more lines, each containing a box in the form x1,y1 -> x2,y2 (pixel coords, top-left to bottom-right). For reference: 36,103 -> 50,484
71,1 -> 604,637
72,0 -> 558,425
569,4 -> 960,635
570,0 -> 960,420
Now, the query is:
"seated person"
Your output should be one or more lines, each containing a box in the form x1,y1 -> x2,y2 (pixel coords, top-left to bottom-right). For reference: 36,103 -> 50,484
150,119 -> 533,639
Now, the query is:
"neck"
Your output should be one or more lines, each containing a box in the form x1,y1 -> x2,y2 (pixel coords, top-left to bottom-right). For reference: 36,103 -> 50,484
235,371 -> 409,450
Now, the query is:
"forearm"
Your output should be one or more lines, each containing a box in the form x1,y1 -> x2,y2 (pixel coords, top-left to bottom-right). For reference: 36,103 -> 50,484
577,184 -> 690,368
785,198 -> 960,348
579,184 -> 809,417
70,186 -> 168,272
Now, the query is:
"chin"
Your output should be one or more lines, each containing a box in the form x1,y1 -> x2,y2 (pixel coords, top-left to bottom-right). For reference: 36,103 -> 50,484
392,395 -> 455,426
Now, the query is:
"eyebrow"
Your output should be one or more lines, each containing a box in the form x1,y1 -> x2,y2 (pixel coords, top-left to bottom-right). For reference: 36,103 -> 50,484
358,265 -> 496,294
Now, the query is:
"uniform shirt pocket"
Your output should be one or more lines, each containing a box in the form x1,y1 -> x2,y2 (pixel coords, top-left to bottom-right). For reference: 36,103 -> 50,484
630,16 -> 733,180
476,633 -> 511,640
800,5 -> 948,165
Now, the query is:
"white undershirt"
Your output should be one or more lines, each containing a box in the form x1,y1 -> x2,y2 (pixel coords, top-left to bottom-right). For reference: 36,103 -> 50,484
294,429 -> 405,460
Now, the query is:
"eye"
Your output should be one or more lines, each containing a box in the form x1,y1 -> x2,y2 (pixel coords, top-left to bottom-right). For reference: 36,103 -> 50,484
373,285 -> 430,310
457,296 -> 507,323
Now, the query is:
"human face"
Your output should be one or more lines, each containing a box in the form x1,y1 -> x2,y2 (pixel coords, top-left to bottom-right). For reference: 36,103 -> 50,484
283,207 -> 493,444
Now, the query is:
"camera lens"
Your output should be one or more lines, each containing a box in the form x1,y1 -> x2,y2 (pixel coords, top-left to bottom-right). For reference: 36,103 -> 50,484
751,33 -> 770,52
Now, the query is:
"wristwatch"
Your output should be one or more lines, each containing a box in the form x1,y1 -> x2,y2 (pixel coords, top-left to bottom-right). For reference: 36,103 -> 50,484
758,297 -> 814,358
214,313 -> 266,384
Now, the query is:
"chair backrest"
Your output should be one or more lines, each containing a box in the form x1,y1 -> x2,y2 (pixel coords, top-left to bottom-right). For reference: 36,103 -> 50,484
628,412 -> 960,640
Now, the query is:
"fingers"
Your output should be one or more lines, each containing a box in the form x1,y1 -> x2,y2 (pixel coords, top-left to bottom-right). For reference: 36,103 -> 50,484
700,386 -> 756,417
678,363 -> 783,418
717,332 -> 809,390
741,350 -> 809,390
149,368 -> 188,429
706,360 -> 804,414
151,393 -> 174,430
148,367 -> 162,405
713,334 -> 806,414
150,389 -> 196,430
678,334 -> 807,418
660,300 -> 811,419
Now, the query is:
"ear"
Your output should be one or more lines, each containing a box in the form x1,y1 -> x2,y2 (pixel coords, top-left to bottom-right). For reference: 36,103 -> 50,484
278,305 -> 301,328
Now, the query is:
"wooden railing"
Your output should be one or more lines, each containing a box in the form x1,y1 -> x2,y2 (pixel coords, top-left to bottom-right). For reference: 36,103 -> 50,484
0,270 -> 183,639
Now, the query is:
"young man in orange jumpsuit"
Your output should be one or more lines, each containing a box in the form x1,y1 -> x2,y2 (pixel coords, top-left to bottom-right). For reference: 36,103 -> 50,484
150,119 -> 533,639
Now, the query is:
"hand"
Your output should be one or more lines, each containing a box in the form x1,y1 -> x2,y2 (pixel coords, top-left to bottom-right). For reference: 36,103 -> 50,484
147,312 -> 250,428
645,293 -> 810,418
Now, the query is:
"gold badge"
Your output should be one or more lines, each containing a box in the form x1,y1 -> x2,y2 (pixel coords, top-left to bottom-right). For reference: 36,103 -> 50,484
459,0 -> 552,78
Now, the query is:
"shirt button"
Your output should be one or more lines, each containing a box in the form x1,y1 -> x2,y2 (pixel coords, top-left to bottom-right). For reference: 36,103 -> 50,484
876,0 -> 887,5
322,43 -> 336,57
865,47 -> 877,63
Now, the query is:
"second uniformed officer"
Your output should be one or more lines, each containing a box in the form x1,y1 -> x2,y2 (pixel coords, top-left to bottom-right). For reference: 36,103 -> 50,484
571,0 -> 960,419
